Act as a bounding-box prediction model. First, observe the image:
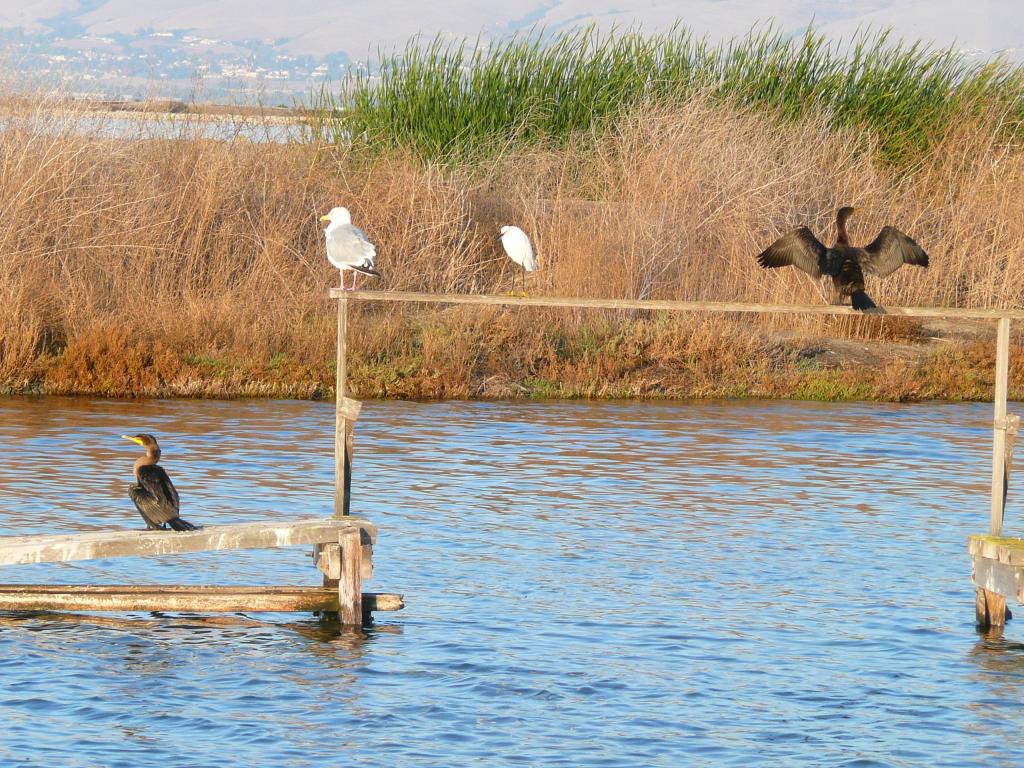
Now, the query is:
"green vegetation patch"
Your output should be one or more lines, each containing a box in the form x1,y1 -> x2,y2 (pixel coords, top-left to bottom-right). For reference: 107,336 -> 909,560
308,24 -> 1024,164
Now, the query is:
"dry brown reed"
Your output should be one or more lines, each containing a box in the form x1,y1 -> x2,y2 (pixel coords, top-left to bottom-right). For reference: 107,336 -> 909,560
0,91 -> 1022,400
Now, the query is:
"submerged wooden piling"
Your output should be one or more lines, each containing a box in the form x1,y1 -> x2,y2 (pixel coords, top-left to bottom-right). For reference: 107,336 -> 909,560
339,528 -> 363,625
975,317 -> 1019,630
971,536 -> 1020,629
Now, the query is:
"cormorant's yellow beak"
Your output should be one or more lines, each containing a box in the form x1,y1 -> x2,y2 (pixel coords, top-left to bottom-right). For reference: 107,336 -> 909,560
319,215 -> 331,222
121,435 -> 143,444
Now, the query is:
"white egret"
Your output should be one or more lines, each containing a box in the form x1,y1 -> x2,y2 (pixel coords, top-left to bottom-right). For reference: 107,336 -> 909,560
320,206 -> 381,291
499,225 -> 538,296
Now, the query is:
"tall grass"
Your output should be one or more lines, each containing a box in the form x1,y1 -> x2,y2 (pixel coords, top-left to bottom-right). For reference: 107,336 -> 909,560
309,25 -> 1024,164
2,71 -> 1024,399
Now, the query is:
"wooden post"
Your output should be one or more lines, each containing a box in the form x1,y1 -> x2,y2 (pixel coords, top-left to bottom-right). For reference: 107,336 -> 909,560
976,587 -> 1009,631
976,587 -> 989,629
991,317 -> 1011,536
338,528 -> 362,626
344,421 -> 354,516
335,295 -> 349,517
327,295 -> 350,619
1003,413 -> 1020,511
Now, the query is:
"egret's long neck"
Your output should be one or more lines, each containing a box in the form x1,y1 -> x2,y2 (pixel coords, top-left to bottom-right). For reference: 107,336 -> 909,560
133,447 -> 160,477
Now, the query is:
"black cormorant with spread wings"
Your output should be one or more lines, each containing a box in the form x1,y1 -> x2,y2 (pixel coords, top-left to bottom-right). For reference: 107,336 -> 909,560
756,206 -> 929,310
122,433 -> 197,531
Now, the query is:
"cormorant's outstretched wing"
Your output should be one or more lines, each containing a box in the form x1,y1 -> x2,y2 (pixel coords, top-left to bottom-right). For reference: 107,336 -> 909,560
860,226 -> 929,278
756,227 -> 828,277
130,465 -> 180,527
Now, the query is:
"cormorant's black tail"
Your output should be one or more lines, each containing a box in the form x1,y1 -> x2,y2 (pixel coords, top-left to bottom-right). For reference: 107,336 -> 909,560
851,290 -> 876,311
168,518 -> 197,531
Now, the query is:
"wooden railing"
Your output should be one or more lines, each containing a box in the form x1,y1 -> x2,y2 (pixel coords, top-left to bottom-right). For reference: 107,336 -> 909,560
331,289 -> 1019,535
330,289 -> 1024,320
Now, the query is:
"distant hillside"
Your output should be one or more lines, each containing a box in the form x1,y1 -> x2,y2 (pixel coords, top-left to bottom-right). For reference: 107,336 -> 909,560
0,0 -> 1019,100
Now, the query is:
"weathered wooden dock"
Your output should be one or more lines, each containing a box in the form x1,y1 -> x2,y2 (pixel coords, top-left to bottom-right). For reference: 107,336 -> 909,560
969,536 -> 1022,627
0,517 -> 401,623
0,289 -> 402,624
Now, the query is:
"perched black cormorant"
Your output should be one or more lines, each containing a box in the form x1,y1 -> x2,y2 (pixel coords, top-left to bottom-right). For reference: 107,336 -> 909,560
756,206 -> 929,310
122,433 -> 197,531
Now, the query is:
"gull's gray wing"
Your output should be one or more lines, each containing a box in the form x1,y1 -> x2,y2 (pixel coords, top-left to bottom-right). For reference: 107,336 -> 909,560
326,223 -> 377,270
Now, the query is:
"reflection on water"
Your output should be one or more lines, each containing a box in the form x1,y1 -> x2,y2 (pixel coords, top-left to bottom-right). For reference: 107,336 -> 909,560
0,396 -> 1022,766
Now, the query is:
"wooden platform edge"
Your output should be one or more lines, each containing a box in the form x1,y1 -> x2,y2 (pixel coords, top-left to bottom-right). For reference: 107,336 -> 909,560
0,585 -> 403,613
968,535 -> 1024,567
0,517 -> 376,566
972,555 -> 1024,604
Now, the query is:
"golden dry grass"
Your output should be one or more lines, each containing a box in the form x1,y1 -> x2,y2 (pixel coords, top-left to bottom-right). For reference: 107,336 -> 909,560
0,92 -> 1022,400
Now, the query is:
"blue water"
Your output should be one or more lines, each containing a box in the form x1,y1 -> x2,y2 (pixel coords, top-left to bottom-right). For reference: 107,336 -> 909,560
0,396 -> 1021,767
7,113 -> 303,145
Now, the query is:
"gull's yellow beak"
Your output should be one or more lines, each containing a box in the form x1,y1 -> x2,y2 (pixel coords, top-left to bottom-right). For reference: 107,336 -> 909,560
121,435 -> 143,445
319,215 -> 331,223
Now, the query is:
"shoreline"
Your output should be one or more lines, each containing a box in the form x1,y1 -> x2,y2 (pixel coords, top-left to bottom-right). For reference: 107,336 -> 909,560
2,317 -> 1016,403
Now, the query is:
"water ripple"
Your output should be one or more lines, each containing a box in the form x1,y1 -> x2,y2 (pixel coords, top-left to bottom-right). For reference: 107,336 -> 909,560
0,396 -> 1020,766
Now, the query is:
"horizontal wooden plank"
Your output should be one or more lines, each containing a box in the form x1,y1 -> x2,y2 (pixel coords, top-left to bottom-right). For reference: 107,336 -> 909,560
331,289 -> 1024,321
972,556 -> 1024,603
968,535 -> 1024,567
0,585 -> 403,612
0,518 -> 376,566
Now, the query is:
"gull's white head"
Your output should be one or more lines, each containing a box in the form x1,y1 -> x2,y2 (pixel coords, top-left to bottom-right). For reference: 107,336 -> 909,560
319,206 -> 352,227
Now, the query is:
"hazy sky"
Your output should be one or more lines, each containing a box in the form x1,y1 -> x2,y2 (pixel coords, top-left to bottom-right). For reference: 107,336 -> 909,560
0,0 -> 1019,59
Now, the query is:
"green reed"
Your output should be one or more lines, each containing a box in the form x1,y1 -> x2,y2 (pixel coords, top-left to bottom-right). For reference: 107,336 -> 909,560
306,24 -> 1024,164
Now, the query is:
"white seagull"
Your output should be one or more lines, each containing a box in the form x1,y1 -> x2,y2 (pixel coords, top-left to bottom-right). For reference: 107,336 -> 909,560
320,206 -> 381,291
499,225 -> 538,295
